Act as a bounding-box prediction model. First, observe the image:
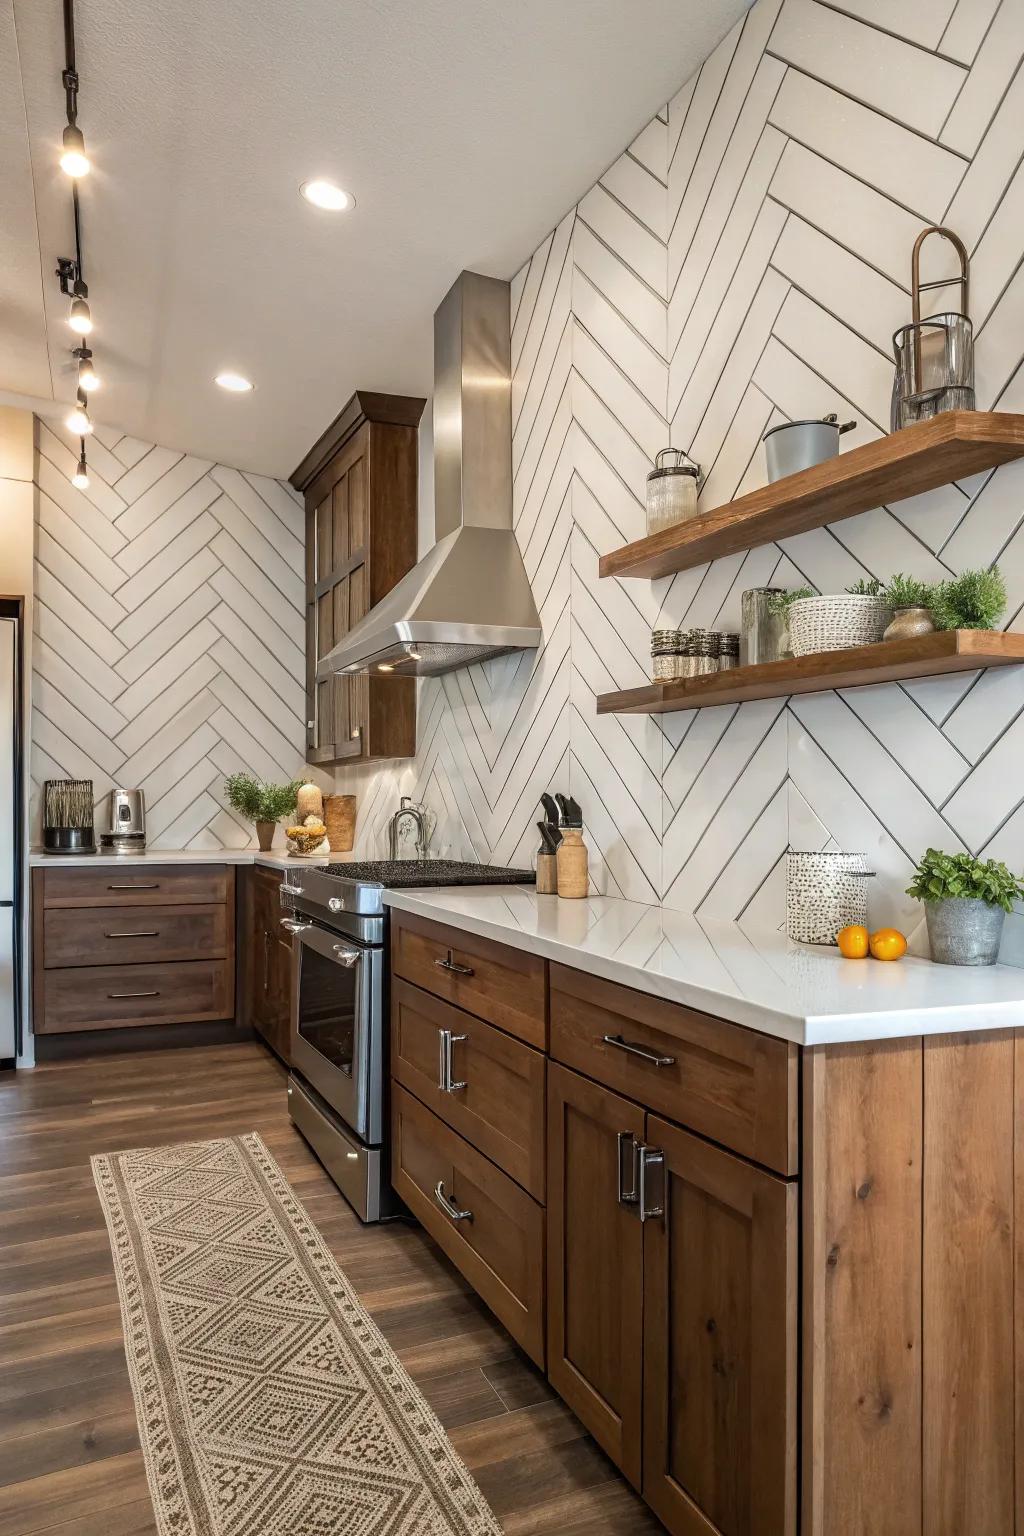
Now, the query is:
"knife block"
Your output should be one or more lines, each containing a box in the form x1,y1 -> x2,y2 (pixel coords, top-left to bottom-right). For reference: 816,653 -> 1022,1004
556,828 -> 589,899
536,851 -> 558,894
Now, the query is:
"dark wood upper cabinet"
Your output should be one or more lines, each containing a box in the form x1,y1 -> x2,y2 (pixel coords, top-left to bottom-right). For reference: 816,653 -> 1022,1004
291,391 -> 425,765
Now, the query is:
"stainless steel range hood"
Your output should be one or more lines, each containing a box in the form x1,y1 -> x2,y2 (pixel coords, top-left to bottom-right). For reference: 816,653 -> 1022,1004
318,271 -> 542,680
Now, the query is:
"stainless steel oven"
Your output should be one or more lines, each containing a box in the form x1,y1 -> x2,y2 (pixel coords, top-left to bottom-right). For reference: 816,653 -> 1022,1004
286,918 -> 383,1145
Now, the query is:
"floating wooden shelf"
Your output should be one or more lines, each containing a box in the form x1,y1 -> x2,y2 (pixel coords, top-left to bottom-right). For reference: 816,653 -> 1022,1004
599,412 -> 1024,581
596,631 -> 1024,715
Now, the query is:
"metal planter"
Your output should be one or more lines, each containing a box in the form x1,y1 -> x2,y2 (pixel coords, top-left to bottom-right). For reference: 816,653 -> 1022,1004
924,897 -> 1005,966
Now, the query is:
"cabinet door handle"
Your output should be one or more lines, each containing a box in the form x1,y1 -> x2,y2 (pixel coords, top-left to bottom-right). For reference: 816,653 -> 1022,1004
107,882 -> 159,890
434,951 -> 474,977
433,1179 -> 472,1222
617,1131 -> 639,1207
638,1145 -> 665,1223
438,1030 -> 468,1093
263,930 -> 271,998
104,930 -> 158,939
603,1034 -> 676,1068
108,990 -> 160,999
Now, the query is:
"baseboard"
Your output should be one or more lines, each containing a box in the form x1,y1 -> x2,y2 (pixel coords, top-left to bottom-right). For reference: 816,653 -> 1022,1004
33,1020 -> 255,1060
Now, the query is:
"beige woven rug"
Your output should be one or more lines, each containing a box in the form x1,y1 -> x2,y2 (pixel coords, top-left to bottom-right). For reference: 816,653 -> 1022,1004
92,1132 -> 502,1536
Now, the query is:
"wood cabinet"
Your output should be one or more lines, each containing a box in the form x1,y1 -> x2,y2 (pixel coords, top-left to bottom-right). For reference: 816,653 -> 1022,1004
291,390 -> 425,766
240,865 -> 292,1063
32,864 -> 235,1035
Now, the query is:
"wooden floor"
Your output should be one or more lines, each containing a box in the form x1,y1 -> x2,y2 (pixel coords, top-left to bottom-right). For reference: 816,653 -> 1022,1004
0,1040 -> 661,1536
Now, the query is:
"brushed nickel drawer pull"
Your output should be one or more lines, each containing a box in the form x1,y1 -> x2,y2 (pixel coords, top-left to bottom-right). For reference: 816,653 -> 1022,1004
108,990 -> 160,999
108,882 -> 159,890
434,950 -> 474,977
433,1180 -> 472,1222
104,930 -> 159,939
603,1034 -> 676,1068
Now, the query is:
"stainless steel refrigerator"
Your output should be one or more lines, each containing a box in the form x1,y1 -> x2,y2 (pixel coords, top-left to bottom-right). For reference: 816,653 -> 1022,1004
0,607 -> 21,1062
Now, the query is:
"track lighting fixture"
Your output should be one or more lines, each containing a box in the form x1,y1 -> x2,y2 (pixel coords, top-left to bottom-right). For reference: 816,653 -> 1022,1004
71,441 -> 89,489
66,390 -> 92,436
68,293 -> 93,334
60,123 -> 89,177
75,346 -> 99,390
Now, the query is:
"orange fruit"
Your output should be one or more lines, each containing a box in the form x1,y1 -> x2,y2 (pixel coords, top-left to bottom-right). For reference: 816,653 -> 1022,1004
836,924 -> 869,958
869,927 -> 907,962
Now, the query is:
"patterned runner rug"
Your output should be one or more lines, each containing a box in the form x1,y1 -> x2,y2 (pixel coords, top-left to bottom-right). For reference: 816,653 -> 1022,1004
92,1132 -> 503,1535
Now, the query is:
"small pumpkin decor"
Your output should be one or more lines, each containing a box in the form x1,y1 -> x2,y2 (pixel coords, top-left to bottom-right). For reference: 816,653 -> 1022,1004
286,781 -> 330,859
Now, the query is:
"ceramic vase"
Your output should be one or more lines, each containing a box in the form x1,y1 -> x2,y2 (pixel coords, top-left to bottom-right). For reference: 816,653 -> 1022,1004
255,820 -> 276,852
883,606 -> 936,641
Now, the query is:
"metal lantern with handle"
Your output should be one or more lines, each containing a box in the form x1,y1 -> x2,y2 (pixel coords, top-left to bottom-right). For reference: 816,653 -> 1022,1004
892,225 -> 974,431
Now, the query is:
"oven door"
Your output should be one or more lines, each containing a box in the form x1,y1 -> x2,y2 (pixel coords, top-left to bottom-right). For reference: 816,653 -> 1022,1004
285,918 -> 383,1146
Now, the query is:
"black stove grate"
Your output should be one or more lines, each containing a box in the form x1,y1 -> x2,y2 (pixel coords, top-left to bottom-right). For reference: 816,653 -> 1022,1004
324,859 -> 536,889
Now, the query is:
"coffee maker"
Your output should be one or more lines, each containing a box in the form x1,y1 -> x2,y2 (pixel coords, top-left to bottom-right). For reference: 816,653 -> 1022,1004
100,788 -> 146,854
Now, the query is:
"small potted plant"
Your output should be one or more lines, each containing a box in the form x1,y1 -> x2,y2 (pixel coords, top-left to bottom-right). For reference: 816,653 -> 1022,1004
882,573 -> 936,640
906,847 -> 1024,965
929,566 -> 1006,631
224,773 -> 302,852
782,577 -> 892,657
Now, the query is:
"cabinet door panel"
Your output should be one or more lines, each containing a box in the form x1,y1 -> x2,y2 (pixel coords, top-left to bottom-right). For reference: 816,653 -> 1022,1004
643,1115 -> 797,1536
547,1062 -> 644,1488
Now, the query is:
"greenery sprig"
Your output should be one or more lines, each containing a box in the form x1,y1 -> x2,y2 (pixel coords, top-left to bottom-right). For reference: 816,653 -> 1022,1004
766,586 -> 815,617
884,572 -> 933,609
844,576 -> 884,596
929,567 -> 1006,631
907,847 -> 1024,913
223,773 -> 302,824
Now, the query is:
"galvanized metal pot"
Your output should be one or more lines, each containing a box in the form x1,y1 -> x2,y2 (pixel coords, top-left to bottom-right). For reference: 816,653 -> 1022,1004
924,897 -> 1005,965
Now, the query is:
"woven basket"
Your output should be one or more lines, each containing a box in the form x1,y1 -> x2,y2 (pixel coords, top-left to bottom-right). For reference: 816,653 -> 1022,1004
787,594 -> 892,656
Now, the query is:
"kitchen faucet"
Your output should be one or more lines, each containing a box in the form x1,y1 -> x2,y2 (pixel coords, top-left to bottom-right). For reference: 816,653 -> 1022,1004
388,796 -> 428,860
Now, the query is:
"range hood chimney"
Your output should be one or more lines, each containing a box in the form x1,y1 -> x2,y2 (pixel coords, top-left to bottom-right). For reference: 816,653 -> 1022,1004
318,271 -> 542,680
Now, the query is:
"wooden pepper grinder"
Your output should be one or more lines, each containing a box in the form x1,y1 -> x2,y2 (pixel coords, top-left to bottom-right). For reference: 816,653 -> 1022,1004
555,794 -> 588,899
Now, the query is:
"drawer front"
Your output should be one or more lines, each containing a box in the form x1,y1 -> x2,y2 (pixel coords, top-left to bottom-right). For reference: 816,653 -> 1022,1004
391,1083 -> 545,1365
391,978 -> 546,1199
43,904 -> 229,968
391,911 -> 546,1048
39,960 -> 233,1033
41,864 -> 231,908
550,964 -> 798,1176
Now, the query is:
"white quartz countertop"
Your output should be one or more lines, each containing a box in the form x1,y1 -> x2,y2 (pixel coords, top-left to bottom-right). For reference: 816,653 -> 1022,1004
382,886 -> 1024,1047
29,848 -> 336,870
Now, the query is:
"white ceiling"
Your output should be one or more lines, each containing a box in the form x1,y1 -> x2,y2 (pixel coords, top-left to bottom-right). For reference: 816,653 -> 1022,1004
1,0 -> 749,477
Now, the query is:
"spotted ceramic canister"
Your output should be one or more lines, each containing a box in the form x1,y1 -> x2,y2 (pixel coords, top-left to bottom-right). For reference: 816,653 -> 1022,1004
786,851 -> 871,945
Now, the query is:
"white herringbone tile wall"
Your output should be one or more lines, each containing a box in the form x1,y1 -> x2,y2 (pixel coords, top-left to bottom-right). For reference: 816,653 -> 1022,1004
29,416 -> 311,849
339,0 -> 1024,955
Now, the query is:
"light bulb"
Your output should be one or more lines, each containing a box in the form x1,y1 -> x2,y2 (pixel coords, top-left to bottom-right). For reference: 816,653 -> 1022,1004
214,371 -> 254,392
300,180 -> 354,212
71,455 -> 89,490
377,662 -> 394,672
69,296 -> 93,334
78,357 -> 99,391
66,395 -> 92,435
60,124 -> 90,178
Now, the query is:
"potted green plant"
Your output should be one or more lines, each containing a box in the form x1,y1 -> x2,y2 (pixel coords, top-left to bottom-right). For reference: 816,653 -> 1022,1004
906,847 -> 1024,965
882,573 -> 936,640
224,773 -> 302,852
929,566 -> 1006,631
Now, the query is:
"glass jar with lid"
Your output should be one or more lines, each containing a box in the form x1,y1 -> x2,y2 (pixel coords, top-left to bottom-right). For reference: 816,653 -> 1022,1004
646,449 -> 702,536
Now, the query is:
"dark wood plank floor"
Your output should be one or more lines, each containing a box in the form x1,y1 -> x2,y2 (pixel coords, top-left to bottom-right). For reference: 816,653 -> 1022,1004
0,1041 -> 661,1535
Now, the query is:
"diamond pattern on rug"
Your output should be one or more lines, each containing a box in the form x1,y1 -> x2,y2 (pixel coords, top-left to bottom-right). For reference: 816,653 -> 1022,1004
92,1133 -> 502,1535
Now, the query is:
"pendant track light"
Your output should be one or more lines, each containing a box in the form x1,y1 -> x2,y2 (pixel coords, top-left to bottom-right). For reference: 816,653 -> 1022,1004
66,389 -> 92,436
60,123 -> 89,178
71,439 -> 89,489
75,346 -> 99,390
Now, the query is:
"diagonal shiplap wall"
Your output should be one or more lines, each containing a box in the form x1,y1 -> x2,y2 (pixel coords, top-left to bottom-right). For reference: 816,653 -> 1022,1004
343,0 -> 1024,950
29,416 -> 312,849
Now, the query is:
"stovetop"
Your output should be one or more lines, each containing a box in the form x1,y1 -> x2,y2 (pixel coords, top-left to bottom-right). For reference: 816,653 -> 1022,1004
324,859 -> 536,890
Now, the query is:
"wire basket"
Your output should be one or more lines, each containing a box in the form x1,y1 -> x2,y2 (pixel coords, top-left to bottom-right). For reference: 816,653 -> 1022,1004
787,595 -> 891,656
786,851 -> 873,945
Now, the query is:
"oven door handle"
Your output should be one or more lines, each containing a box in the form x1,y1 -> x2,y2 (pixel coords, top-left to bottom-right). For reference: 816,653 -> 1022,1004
281,918 -> 312,934
332,945 -> 360,968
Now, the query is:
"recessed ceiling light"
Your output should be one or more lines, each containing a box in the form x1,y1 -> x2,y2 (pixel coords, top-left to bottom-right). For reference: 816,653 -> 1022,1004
300,179 -> 354,212
215,371 -> 254,393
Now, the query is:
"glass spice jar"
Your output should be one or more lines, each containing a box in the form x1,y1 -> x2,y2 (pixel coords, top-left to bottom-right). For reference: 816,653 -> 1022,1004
646,449 -> 702,537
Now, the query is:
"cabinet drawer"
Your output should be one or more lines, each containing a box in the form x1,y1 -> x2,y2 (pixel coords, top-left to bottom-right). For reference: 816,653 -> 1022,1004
391,979 -> 546,1199
43,904 -> 229,968
38,960 -> 233,1033
391,911 -> 546,1048
41,864 -> 231,908
391,1083 -> 545,1365
550,964 -> 798,1176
